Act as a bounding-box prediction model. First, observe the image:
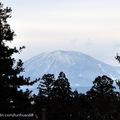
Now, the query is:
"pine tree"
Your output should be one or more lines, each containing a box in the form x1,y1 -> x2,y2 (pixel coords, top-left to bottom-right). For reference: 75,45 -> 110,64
36,72 -> 72,120
52,72 -> 72,101
86,76 -> 118,120
0,2 -> 37,117
37,74 -> 55,99
35,74 -> 55,119
47,72 -> 72,120
88,75 -> 115,95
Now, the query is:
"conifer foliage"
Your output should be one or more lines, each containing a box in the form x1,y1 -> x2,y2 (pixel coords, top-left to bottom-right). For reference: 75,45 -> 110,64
90,75 -> 115,94
35,72 -> 72,120
52,72 -> 72,100
37,74 -> 55,99
35,74 -> 120,120
0,2 -> 36,116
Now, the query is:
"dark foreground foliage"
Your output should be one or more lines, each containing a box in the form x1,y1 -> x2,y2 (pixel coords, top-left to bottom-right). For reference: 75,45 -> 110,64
0,2 -> 38,120
35,73 -> 120,120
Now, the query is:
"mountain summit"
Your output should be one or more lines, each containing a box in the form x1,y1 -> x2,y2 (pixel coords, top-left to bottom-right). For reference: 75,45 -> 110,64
23,50 -> 120,88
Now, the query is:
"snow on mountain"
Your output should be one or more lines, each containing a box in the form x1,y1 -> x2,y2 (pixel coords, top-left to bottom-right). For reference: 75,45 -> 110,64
22,50 -> 120,92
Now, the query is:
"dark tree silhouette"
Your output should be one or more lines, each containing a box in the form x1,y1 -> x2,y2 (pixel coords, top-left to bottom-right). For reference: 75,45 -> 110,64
88,75 -> 115,95
49,72 -> 73,120
86,75 -> 119,120
37,74 -> 55,99
0,3 -> 37,119
35,74 -> 55,119
35,73 -> 120,120
35,72 -> 73,120
115,53 -> 120,63
52,72 -> 72,100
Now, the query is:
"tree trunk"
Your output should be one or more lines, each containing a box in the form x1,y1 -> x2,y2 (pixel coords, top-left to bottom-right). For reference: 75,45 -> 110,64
42,108 -> 46,120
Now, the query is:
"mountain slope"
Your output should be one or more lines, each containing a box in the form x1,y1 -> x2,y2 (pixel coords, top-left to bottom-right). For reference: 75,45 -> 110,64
22,50 -> 120,88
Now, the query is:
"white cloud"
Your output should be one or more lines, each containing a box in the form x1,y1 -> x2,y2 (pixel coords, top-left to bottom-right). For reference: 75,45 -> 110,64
1,0 -> 120,66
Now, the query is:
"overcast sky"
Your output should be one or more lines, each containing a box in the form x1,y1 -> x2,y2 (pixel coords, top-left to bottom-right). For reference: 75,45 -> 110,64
1,0 -> 120,66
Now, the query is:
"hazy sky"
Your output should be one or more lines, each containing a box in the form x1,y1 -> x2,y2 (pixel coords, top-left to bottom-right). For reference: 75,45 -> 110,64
1,0 -> 120,66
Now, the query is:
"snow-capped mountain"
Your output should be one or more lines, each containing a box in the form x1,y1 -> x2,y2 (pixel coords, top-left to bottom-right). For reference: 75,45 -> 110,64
22,50 -> 120,92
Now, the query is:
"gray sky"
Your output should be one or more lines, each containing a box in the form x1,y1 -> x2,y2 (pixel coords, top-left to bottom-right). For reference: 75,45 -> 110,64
1,0 -> 120,66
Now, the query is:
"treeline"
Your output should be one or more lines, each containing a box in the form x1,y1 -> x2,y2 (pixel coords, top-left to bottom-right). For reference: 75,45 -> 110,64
33,72 -> 120,120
